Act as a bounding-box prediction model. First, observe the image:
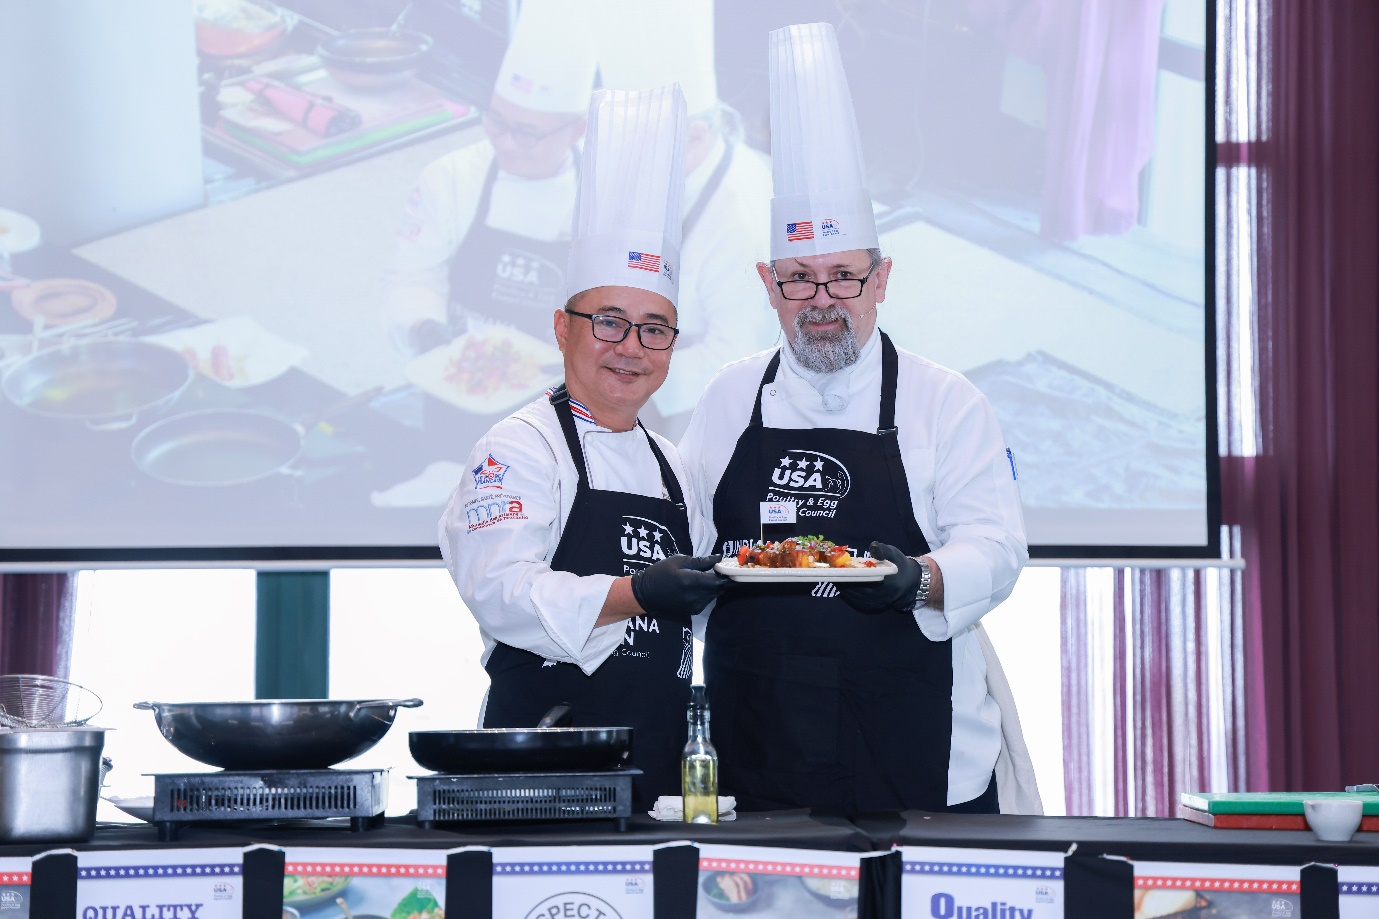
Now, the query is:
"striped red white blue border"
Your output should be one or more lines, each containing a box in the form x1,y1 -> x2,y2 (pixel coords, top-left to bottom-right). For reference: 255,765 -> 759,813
286,863 -> 444,877
1135,877 -> 1298,893
700,858 -> 858,879
495,861 -> 652,875
903,861 -> 1062,879
78,864 -> 240,880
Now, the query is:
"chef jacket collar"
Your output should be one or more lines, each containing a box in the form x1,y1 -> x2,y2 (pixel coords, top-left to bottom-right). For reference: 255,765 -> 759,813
777,326 -> 880,413
494,147 -> 578,184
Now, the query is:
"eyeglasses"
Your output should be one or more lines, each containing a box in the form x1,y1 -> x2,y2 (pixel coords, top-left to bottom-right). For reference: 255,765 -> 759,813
773,269 -> 876,301
565,309 -> 679,350
482,109 -> 583,149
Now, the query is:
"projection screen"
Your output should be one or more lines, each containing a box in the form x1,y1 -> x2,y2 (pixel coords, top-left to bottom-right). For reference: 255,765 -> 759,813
0,0 -> 1216,564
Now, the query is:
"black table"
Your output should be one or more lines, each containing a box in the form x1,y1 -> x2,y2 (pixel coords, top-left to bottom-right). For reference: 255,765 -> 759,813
3,810 -> 1375,918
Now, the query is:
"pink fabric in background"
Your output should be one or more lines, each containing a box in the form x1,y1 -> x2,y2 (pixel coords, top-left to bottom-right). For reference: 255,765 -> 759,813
969,0 -> 1166,242
0,573 -> 75,677
1060,568 -> 1248,817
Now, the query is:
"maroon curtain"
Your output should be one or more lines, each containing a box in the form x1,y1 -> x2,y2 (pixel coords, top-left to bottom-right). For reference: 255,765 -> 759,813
0,573 -> 75,677
1223,0 -> 1379,789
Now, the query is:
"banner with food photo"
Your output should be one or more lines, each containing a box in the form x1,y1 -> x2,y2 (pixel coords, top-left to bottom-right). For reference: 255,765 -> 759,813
75,846 -> 246,919
0,857 -> 30,918
282,847 -> 446,919
696,843 -> 867,918
1339,865 -> 1379,919
491,844 -> 655,919
899,845 -> 1063,919
1131,860 -> 1300,919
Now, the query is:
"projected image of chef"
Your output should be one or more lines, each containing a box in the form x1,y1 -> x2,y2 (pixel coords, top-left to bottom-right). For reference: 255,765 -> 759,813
593,0 -> 777,436
384,0 -> 597,354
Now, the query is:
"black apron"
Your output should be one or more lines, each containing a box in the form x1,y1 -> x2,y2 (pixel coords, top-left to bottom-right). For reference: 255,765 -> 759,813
704,332 -> 954,813
483,387 -> 694,806
448,158 -> 571,342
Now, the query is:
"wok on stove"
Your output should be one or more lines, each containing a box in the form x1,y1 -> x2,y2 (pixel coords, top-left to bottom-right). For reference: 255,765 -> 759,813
134,698 -> 422,771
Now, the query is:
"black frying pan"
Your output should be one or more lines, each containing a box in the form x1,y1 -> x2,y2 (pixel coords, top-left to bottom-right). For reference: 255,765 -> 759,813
129,387 -> 381,487
409,704 -> 633,774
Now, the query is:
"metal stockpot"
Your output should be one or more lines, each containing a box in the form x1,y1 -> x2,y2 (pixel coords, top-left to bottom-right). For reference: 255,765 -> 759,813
0,727 -> 107,843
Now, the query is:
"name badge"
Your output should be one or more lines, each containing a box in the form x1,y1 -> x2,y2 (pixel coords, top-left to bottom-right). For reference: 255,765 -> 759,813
759,501 -> 797,525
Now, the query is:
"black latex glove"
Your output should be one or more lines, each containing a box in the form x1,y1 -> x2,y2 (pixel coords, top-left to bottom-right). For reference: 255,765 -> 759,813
630,555 -> 728,621
409,318 -> 451,355
836,541 -> 921,612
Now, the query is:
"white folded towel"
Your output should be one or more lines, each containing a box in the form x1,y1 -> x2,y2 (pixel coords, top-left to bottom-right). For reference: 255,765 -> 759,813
649,795 -> 737,821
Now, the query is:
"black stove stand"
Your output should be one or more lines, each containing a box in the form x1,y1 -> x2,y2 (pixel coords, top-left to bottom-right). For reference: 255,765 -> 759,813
148,768 -> 389,842
414,769 -> 640,832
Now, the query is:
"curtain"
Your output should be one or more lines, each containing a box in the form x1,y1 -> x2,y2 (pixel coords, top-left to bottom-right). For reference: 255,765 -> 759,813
1061,567 -> 1247,816
0,573 -> 76,677
1062,0 -> 1379,812
1225,0 -> 1379,789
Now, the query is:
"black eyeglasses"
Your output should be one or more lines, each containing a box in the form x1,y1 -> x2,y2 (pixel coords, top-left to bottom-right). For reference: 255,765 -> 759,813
482,109 -> 583,149
773,269 -> 876,301
565,309 -> 679,350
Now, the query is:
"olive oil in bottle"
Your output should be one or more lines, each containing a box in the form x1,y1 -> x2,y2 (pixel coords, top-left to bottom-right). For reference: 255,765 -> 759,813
682,684 -> 718,824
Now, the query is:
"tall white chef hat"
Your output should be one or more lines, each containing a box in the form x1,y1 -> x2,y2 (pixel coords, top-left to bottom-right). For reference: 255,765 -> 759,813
768,22 -> 878,260
492,0 -> 599,114
593,0 -> 718,117
567,83 -> 688,306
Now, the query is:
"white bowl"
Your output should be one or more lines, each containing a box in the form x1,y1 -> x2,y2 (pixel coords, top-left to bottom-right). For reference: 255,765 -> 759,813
1304,798 -> 1363,842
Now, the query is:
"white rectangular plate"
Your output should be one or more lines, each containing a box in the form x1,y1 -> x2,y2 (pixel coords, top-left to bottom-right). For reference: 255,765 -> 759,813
714,558 -> 896,582
406,325 -> 562,416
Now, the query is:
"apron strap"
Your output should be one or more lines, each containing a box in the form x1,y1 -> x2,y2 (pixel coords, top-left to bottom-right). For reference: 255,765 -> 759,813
474,157 -> 501,225
749,349 -> 784,429
549,385 -> 687,508
878,331 -> 899,434
547,385 -> 591,492
638,422 -> 687,509
681,141 -> 735,237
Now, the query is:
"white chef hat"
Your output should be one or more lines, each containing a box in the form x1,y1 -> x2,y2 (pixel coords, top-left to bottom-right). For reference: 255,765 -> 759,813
567,83 -> 688,306
768,22 -> 878,261
593,0 -> 718,117
492,0 -> 599,114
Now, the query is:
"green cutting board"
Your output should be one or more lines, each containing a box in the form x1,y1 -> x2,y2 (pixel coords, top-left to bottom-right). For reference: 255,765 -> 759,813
1181,791 -> 1379,815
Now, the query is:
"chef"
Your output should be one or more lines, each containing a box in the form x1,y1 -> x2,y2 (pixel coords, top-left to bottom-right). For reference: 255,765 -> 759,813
441,83 -> 726,806
679,24 -> 1030,814
384,0 -> 598,354
593,0 -> 778,436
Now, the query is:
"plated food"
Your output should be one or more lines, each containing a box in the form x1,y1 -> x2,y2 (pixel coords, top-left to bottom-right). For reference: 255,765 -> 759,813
405,326 -> 562,416
144,315 -> 308,389
736,536 -> 872,569
714,537 -> 896,582
1133,889 -> 1208,919
392,888 -> 445,919
11,278 -> 117,327
702,871 -> 759,912
443,334 -> 541,397
282,874 -> 351,907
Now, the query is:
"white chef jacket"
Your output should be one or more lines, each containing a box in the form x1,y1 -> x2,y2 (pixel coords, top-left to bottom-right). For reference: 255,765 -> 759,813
678,328 -> 1030,806
440,394 -> 716,680
383,139 -> 578,353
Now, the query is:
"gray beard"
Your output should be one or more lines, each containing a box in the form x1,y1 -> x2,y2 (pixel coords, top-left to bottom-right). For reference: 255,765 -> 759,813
787,306 -> 861,374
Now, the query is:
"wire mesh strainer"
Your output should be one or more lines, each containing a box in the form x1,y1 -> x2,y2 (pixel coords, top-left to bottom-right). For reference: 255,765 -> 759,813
0,675 -> 103,728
